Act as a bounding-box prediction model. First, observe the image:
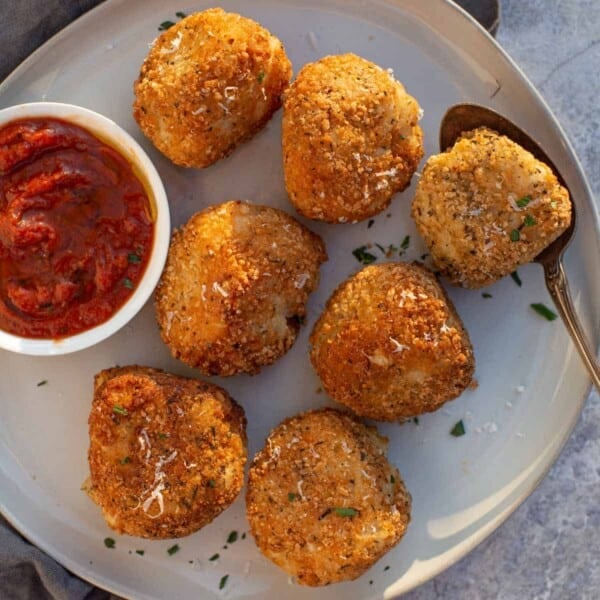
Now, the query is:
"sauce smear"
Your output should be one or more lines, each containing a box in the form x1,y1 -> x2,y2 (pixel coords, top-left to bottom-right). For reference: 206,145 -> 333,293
0,117 -> 154,338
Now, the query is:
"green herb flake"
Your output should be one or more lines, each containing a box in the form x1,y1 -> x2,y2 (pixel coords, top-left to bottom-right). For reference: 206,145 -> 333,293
390,475 -> 395,484
175,11 -> 187,18
226,531 -> 238,544
257,71 -> 265,83
209,553 -> 220,561
523,214 -> 536,227
113,405 -> 128,416
37,380 -> 48,387
482,292 -> 493,298
207,479 -> 216,488
369,580 -> 374,585
509,229 -> 520,242
159,433 -> 168,439
516,196 -> 531,208
352,246 -> 377,265
530,303 -> 558,322
450,420 -> 466,437
123,278 -> 134,289
400,235 -> 410,251
127,253 -> 141,264
135,549 -> 145,556
120,456 -> 131,465
384,565 -> 390,571
367,219 -> 375,228
510,271 -> 523,287
104,537 -> 116,549
413,417 -> 420,425
167,544 -> 180,556
241,532 -> 246,540
288,492 -> 298,501
334,507 -> 358,517
219,575 -> 229,590
158,20 -> 175,31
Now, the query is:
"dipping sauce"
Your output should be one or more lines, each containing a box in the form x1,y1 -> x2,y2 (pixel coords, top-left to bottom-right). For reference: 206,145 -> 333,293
0,117 -> 154,339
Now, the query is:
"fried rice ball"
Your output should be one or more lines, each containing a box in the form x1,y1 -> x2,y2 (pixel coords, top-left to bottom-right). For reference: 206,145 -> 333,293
86,366 -> 247,539
246,408 -> 411,586
310,262 -> 474,420
412,126 -> 572,288
282,53 -> 424,223
155,200 -> 327,376
133,8 -> 292,168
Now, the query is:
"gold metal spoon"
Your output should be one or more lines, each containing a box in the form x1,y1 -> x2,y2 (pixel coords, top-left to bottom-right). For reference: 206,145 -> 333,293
440,103 -> 599,388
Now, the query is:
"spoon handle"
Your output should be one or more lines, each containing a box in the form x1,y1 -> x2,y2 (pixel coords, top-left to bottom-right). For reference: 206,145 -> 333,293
543,260 -> 600,389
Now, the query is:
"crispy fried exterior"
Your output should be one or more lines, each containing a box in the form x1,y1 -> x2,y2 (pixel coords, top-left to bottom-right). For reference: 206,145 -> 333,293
411,127 -> 572,288
282,53 -> 424,223
155,200 -> 327,376
246,408 -> 410,586
133,8 -> 292,168
310,263 -> 474,420
86,366 -> 247,539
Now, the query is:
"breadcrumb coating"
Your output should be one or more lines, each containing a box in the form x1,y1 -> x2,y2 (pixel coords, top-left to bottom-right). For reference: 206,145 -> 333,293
246,408 -> 411,586
412,127 -> 572,287
86,366 -> 247,539
155,200 -> 327,376
282,53 -> 424,223
310,262 -> 475,420
133,8 -> 292,167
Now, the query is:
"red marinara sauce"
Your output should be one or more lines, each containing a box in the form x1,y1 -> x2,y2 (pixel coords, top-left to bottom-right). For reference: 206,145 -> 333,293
0,117 -> 154,339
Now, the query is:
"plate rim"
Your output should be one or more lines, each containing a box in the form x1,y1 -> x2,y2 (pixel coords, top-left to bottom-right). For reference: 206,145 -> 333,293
0,0 -> 597,598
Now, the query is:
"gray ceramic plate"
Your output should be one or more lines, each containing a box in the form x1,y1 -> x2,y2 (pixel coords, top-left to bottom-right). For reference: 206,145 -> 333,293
0,0 -> 597,598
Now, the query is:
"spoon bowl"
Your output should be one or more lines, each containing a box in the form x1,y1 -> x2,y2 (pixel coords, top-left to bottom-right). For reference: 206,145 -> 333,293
439,103 -> 598,388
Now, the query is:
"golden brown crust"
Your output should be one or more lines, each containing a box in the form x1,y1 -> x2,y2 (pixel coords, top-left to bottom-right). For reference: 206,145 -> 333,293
133,8 -> 292,168
310,263 -> 475,420
155,200 -> 327,376
246,408 -> 411,586
411,126 -> 572,288
282,53 -> 424,223
87,366 -> 247,539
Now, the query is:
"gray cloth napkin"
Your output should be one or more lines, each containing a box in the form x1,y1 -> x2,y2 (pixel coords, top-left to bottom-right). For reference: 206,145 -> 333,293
0,0 -> 498,598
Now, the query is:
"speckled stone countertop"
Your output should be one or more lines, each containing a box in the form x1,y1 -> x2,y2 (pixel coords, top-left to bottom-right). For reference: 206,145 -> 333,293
408,2 -> 600,597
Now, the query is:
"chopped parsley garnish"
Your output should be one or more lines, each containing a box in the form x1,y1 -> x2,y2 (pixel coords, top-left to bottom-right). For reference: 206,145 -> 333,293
369,580 -> 374,585
135,549 -> 145,556
523,214 -> 536,227
104,537 -> 116,549
510,271 -> 523,287
127,253 -> 141,264
113,405 -> 128,416
37,380 -> 48,387
120,456 -> 131,465
516,196 -> 531,208
219,575 -> 229,590
175,11 -> 187,18
257,71 -> 265,83
450,420 -> 466,437
400,235 -> 410,251
167,544 -> 180,556
226,531 -> 238,544
413,417 -> 419,425
510,229 -> 520,242
390,475 -> 395,484
123,278 -> 134,289
384,565 -> 390,571
207,479 -> 216,488
158,20 -> 175,31
159,433 -> 168,439
209,553 -> 220,561
482,292 -> 493,298
367,219 -> 375,228
334,507 -> 358,517
352,246 -> 377,265
530,303 -> 558,321
288,492 -> 298,501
